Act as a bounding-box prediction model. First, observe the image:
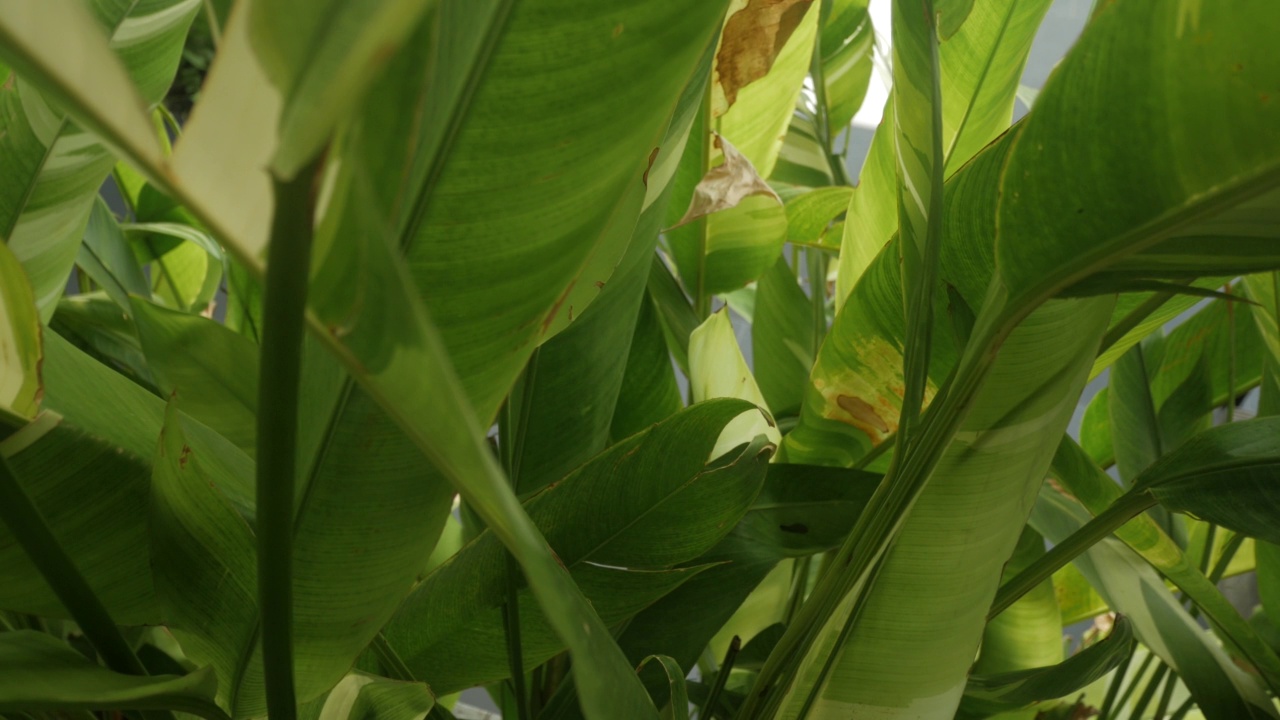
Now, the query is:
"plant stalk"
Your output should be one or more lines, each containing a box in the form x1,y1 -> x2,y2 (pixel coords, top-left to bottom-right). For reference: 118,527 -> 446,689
700,635 -> 741,720
257,159 -> 323,720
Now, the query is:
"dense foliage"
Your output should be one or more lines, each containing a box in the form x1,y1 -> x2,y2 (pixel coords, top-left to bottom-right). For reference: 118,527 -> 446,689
1,0 -> 1280,719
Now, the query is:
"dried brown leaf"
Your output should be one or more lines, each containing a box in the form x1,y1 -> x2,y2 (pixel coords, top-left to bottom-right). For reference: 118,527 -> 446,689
670,134 -> 780,228
713,0 -> 815,115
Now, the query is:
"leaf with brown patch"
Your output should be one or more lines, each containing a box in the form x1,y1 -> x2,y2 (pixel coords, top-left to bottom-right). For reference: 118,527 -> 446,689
714,0 -> 815,114
670,134 -> 780,229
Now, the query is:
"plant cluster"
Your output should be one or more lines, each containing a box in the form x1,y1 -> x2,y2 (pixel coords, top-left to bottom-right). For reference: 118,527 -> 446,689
1,1 -> 1279,719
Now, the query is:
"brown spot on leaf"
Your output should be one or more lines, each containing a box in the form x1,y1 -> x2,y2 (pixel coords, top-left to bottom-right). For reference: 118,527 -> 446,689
594,280 -> 605,289
714,0 -> 814,114
613,23 -> 624,38
541,281 -> 577,333
179,444 -> 192,469
669,134 -> 779,228
836,395 -> 891,434
642,146 -> 660,187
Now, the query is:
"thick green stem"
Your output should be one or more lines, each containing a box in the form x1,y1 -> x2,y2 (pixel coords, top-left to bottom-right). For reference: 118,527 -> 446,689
257,160 -> 321,720
989,491 -> 1157,619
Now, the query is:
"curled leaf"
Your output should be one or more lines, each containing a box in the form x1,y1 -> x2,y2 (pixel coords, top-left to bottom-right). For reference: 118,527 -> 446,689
671,134 -> 781,229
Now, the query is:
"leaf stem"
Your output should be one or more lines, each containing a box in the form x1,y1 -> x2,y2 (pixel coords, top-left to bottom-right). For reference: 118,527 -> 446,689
257,158 -> 322,720
989,491 -> 1157,619
500,350 -> 541,720
700,635 -> 740,720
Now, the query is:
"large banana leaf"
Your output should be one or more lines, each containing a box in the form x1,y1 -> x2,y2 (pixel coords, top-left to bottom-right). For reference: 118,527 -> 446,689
0,0 -> 197,320
993,0 -> 1280,312
776,296 -> 1111,718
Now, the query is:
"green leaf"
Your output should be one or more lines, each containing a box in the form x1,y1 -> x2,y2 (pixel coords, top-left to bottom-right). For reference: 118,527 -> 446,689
933,0 -> 975,39
1029,487 -> 1275,719
820,0 -> 874,133
962,616 -> 1135,713
50,293 -> 160,393
753,258 -> 816,417
383,400 -> 774,692
636,656 -> 690,720
392,563 -> 710,697
689,310 -> 783,457
972,527 -> 1063,679
994,0 -> 1280,311
511,41 -> 713,494
784,186 -> 853,247
611,293 -> 684,441
0,240 -> 41,421
769,109 -> 837,189
130,298 -> 259,457
1109,337 -> 1170,482
0,332 -> 251,625
735,463 -> 880,557
584,464 -> 878,718
150,397 -> 260,716
247,0 -> 437,177
1135,417 -> 1280,546
0,631 -> 227,720
77,198 -> 150,312
888,0 -> 946,452
835,0 -> 1053,298
315,672 -> 435,720
1051,436 -> 1280,692
0,0 -> 198,320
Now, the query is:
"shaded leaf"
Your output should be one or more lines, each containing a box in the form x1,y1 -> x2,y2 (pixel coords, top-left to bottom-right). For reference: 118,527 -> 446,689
130,298 -> 259,456
1136,417 -> 1280,546
0,240 -> 41,422
150,397 -> 260,716
963,616 -> 1135,711
0,631 -> 227,720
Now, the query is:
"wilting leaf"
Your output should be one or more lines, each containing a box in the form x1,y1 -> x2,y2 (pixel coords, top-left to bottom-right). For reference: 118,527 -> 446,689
672,134 -> 780,228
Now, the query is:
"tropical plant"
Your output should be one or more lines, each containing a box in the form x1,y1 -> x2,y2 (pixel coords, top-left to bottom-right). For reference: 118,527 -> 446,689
1,0 -> 1279,719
